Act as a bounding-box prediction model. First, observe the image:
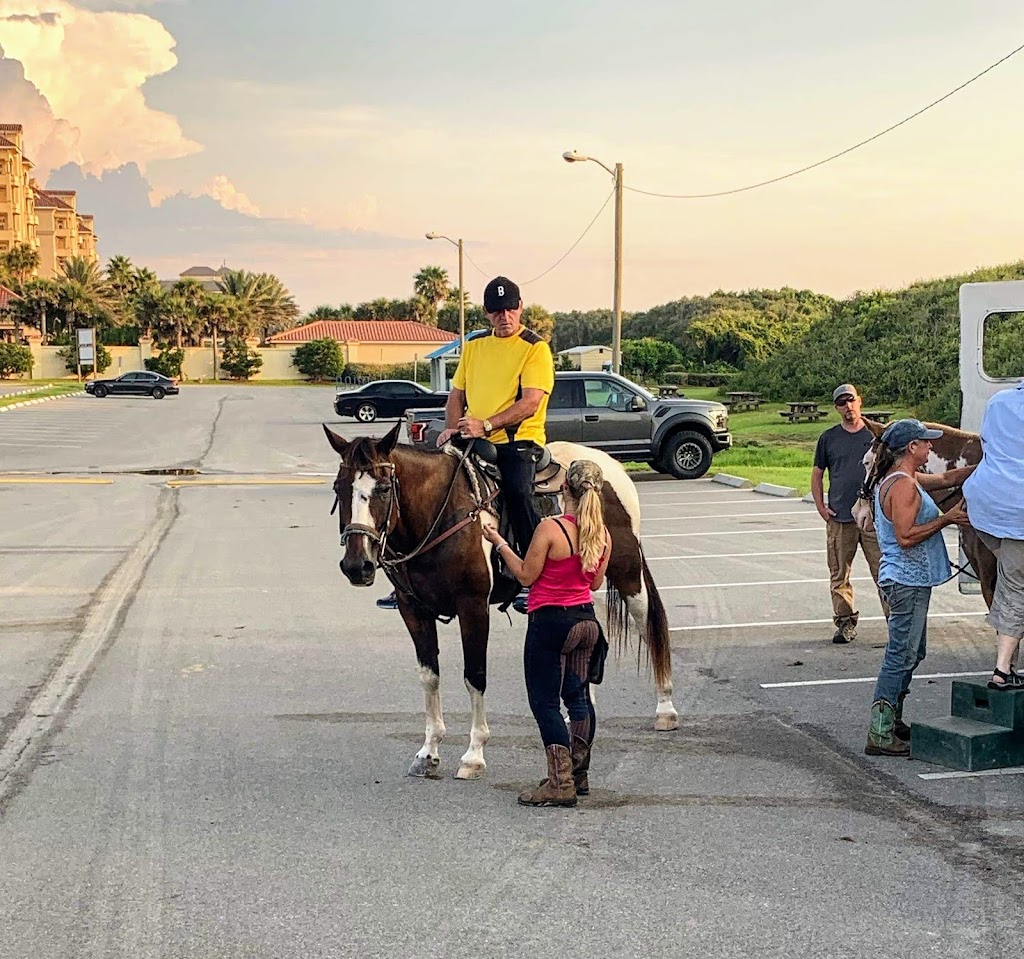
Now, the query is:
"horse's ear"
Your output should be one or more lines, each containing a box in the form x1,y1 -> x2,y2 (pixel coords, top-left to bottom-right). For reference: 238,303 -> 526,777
378,420 -> 401,457
863,418 -> 885,439
323,424 -> 349,457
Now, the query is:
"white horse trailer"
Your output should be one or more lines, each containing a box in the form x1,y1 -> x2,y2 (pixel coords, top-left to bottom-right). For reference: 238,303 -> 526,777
957,281 -> 1024,592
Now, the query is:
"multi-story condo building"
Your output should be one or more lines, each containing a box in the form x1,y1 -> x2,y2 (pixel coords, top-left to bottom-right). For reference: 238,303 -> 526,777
0,122 -> 100,278
0,123 -> 39,259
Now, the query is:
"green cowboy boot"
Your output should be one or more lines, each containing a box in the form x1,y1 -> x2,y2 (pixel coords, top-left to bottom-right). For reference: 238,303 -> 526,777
865,700 -> 910,757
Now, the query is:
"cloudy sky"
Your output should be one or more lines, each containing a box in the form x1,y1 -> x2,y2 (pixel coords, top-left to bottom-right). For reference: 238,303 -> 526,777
1,0 -> 1023,312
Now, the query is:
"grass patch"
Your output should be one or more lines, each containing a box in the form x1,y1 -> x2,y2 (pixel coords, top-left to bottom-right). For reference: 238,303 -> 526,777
0,384 -> 81,408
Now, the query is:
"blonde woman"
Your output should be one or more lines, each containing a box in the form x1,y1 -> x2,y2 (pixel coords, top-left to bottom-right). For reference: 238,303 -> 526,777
484,460 -> 611,807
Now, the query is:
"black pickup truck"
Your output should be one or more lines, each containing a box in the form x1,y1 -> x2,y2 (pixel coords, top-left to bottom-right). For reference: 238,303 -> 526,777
405,371 -> 731,479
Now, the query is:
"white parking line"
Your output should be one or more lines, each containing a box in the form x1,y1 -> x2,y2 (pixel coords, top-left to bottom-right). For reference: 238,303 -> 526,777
642,510 -> 811,522
645,527 -> 821,539
659,576 -> 872,591
759,670 -> 990,689
647,549 -> 825,560
671,612 -> 987,633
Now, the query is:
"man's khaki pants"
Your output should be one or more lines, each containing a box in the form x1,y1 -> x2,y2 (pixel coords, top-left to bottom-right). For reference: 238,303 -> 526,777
826,519 -> 888,624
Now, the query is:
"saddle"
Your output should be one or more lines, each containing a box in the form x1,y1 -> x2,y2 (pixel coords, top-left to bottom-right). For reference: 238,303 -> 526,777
462,437 -> 565,496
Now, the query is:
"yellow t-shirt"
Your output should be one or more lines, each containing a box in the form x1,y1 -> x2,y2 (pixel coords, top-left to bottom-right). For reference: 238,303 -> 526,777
451,328 -> 554,445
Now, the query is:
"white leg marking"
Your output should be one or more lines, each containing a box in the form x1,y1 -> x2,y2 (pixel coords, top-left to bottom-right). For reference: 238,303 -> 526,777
411,666 -> 445,776
456,680 -> 489,780
626,576 -> 679,731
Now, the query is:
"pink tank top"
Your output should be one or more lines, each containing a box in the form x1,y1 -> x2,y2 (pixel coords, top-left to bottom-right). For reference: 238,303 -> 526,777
527,516 -> 606,613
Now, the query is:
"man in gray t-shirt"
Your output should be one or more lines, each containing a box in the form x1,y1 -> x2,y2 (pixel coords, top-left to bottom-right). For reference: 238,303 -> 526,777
811,384 -> 887,644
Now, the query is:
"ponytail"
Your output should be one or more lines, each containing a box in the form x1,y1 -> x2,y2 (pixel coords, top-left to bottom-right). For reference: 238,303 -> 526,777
566,459 -> 607,572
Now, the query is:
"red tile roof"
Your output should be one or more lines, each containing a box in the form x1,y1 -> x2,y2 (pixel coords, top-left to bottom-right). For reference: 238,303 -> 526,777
34,190 -> 75,211
269,320 -> 457,344
0,285 -> 22,309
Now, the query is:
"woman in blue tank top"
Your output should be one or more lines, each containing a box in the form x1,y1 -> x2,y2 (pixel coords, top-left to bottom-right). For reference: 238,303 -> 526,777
862,420 -> 975,757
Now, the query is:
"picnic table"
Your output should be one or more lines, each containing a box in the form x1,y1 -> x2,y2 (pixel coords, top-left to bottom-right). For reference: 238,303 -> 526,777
779,401 -> 827,423
863,410 -> 894,424
656,384 -> 682,397
726,391 -> 762,412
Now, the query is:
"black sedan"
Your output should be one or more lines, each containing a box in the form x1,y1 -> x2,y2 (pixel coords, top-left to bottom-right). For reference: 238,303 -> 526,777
334,379 -> 447,423
85,371 -> 180,399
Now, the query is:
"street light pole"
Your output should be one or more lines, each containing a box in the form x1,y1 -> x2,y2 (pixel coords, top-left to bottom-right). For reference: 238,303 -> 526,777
425,232 -> 465,353
562,150 -> 624,374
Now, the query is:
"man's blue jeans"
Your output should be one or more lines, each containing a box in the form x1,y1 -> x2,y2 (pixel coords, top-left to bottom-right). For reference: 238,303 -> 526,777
872,583 -> 932,705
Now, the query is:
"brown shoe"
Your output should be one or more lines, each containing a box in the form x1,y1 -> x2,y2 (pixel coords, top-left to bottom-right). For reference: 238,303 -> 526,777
832,615 -> 857,644
518,745 -> 577,807
570,735 -> 591,796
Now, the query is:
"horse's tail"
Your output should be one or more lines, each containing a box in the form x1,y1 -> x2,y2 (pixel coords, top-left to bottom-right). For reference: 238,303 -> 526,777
641,551 -> 673,693
604,548 -> 672,691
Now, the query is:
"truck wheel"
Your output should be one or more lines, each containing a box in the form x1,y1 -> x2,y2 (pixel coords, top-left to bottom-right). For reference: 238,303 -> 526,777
661,431 -> 714,480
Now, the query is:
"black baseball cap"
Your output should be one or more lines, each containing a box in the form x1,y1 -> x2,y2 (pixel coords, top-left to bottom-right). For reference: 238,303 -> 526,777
483,276 -> 521,313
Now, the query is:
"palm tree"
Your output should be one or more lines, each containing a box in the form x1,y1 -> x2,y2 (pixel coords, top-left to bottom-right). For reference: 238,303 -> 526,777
106,255 -> 134,301
11,278 -> 59,340
170,279 -> 207,348
217,269 -> 300,342
5,243 -> 40,287
413,265 -> 450,324
57,279 -> 98,336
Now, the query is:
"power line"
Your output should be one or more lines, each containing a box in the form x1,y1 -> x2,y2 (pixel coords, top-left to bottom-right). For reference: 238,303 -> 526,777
521,186 -> 615,286
626,39 -> 1024,200
462,248 -> 490,278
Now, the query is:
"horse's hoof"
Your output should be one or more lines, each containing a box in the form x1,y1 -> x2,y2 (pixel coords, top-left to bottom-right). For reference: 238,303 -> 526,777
654,712 -> 679,732
454,763 -> 486,781
408,755 -> 441,778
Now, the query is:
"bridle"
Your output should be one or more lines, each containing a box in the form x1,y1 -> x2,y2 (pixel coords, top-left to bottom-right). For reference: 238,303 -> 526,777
330,443 -> 498,579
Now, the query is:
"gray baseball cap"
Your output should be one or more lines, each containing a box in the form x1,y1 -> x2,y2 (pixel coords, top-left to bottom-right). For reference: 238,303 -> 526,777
832,384 -> 858,403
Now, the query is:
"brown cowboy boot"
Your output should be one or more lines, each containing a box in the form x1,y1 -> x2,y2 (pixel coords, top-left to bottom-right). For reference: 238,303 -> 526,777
518,745 -> 577,807
894,692 -> 911,742
570,735 -> 592,796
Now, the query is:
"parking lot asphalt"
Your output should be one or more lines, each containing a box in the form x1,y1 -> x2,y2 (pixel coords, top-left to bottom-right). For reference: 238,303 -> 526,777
0,387 -> 1020,958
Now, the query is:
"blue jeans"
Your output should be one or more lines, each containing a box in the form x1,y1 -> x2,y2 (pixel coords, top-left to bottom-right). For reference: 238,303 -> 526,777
872,583 -> 931,705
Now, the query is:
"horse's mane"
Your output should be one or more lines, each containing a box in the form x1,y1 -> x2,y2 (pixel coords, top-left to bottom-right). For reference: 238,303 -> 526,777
342,436 -> 382,471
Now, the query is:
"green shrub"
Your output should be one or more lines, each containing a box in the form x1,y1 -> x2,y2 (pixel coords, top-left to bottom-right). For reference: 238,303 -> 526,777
339,361 -> 431,385
0,343 -> 33,378
685,371 -> 739,387
661,372 -> 687,385
219,337 -> 264,380
59,342 -> 111,376
916,381 -> 962,427
145,348 -> 185,379
294,338 -> 345,382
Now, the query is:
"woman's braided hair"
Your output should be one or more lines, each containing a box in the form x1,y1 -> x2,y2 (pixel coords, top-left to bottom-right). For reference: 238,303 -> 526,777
566,460 -> 606,572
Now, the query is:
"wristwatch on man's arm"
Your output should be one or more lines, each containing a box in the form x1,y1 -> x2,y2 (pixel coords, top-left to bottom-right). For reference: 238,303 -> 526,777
483,419 -> 494,437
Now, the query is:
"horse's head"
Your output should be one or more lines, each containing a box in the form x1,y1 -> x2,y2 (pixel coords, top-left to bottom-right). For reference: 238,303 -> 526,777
861,417 -> 887,478
324,421 -> 401,587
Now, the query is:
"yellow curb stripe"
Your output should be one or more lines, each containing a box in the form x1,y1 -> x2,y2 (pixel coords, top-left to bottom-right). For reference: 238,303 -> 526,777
166,478 -> 326,488
0,477 -> 113,485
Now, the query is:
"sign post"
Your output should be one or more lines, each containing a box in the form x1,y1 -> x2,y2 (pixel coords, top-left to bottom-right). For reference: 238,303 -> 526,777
76,328 -> 95,383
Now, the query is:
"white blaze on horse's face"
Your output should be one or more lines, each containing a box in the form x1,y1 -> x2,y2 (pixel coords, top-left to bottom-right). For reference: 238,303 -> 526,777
350,471 -> 377,528
340,471 -> 382,585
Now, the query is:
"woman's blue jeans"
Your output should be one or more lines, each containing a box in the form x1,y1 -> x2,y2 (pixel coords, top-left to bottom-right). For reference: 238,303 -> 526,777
872,583 -> 932,705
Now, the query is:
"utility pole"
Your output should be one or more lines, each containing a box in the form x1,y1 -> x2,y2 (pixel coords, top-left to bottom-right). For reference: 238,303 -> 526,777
612,163 -> 623,375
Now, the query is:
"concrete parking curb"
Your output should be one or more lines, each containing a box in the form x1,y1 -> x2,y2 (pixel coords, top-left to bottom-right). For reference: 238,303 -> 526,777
0,390 -> 86,412
711,473 -> 753,489
802,491 -> 816,504
752,482 -> 799,498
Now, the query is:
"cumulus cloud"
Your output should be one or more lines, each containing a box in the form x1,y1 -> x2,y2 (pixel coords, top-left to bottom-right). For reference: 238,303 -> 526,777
201,175 -> 261,217
0,0 -> 200,174
0,50 -> 83,178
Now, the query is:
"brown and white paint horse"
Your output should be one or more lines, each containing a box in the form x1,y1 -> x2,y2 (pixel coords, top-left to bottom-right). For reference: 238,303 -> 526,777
323,422 -> 678,780
856,419 -> 996,607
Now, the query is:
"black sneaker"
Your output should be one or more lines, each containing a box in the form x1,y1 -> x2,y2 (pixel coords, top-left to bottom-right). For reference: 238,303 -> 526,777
376,590 -> 399,610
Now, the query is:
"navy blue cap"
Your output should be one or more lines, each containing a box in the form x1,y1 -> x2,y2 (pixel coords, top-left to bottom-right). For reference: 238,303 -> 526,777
880,418 -> 943,449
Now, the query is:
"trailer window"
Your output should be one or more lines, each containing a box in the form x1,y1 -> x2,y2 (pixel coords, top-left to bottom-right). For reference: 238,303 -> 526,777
982,312 -> 1024,378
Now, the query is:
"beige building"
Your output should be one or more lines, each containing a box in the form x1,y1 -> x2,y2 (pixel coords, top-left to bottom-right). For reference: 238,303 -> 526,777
34,188 -> 99,279
558,345 -> 613,371
269,319 -> 456,365
0,124 -> 38,259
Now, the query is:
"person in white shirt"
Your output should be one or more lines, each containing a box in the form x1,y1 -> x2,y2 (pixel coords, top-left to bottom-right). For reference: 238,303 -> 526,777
963,381 -> 1024,690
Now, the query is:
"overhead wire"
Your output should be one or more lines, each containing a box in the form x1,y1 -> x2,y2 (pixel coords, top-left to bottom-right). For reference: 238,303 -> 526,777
625,40 -> 1024,199
520,186 -> 615,286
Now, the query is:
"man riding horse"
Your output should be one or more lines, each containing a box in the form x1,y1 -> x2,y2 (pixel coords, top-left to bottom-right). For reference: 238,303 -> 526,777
378,275 -> 554,612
